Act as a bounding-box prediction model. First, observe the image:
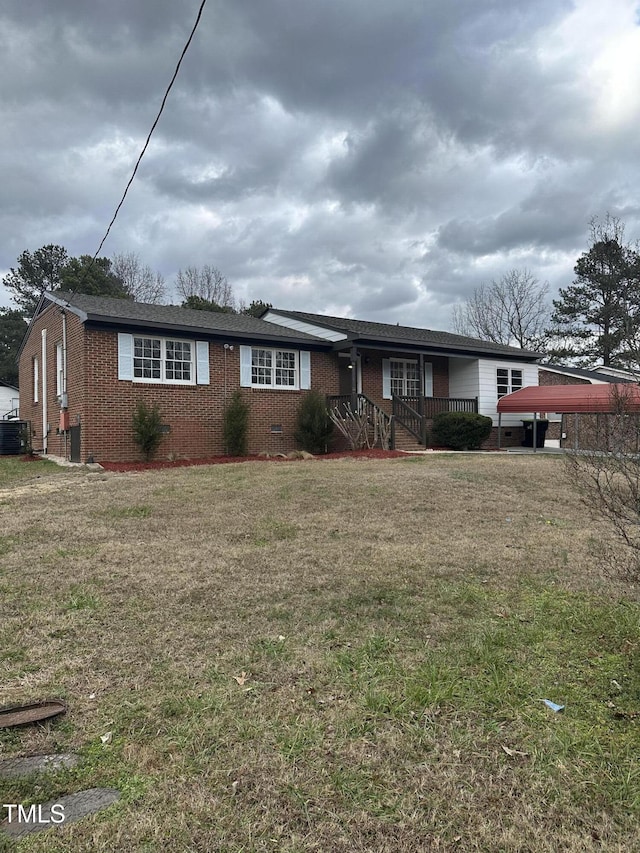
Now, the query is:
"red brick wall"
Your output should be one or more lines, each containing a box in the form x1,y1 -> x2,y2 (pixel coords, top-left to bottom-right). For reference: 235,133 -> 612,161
539,369 -> 590,386
18,304 -> 87,457
78,331 -> 341,462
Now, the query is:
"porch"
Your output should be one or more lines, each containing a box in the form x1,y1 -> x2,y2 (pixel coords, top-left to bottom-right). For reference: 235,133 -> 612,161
327,393 -> 478,450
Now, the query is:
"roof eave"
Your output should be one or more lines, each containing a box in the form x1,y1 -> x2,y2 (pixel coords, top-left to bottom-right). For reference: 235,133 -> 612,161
332,334 -> 541,360
85,315 -> 331,348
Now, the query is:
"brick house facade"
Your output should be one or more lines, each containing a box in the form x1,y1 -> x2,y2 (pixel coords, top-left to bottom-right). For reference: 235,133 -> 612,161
18,293 -> 544,462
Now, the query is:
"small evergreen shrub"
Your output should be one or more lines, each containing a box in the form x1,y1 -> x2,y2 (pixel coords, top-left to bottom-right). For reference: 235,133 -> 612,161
223,390 -> 249,456
294,390 -> 333,454
431,411 -> 493,450
132,400 -> 164,461
19,423 -> 34,456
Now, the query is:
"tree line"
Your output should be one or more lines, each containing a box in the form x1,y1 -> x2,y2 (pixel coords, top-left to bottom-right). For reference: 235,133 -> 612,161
0,248 -> 271,386
2,213 -> 640,386
453,214 -> 640,370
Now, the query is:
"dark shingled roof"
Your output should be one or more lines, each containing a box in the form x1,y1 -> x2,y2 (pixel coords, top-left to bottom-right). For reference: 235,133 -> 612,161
45,292 -> 325,345
540,363 -> 635,383
268,309 -> 542,359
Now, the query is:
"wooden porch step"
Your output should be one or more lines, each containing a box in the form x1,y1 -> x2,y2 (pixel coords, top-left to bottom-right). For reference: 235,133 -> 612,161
392,423 -> 426,452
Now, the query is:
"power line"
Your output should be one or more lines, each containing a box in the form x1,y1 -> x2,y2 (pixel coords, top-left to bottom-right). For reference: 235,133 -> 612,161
86,0 -> 208,275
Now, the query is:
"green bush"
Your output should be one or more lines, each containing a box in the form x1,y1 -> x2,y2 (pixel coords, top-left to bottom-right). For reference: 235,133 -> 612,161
431,411 -> 493,450
132,400 -> 164,461
294,390 -> 333,454
223,390 -> 249,456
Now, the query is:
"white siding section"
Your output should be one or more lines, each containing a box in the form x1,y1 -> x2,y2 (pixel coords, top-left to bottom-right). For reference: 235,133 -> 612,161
479,359 -> 539,425
263,311 -> 348,342
0,385 -> 19,416
448,358 -> 480,401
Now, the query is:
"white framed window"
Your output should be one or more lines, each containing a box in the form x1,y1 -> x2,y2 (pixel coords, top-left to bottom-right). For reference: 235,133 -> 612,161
240,346 -> 310,390
56,343 -> 63,396
390,359 -> 420,396
33,356 -> 39,403
133,336 -> 192,383
497,368 -> 523,399
118,333 -> 209,385
251,348 -> 297,388
383,359 -> 432,399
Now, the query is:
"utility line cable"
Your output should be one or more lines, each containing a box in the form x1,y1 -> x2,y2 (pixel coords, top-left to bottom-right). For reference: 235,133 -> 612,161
76,0 -> 207,288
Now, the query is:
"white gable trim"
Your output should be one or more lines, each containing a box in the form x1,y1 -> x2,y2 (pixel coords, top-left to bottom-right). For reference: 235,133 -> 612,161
262,310 -> 348,342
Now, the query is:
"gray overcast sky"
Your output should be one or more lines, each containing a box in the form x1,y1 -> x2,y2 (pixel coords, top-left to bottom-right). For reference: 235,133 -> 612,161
2,0 -> 640,328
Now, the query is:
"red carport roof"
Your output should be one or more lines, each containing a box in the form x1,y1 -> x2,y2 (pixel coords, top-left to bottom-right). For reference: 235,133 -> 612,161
497,383 -> 640,413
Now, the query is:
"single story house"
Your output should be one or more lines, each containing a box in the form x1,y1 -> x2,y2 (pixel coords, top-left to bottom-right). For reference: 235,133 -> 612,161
0,383 -> 19,419
18,292 -> 544,462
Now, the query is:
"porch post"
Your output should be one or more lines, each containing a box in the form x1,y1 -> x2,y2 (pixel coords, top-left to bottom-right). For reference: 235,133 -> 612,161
533,412 -> 537,454
574,412 -> 578,451
498,412 -> 502,449
418,352 -> 426,446
350,345 -> 358,411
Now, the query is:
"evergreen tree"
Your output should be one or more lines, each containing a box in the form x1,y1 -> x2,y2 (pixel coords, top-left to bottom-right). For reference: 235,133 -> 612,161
2,245 -> 69,315
0,308 -> 27,386
60,256 -> 130,299
549,216 -> 640,367
181,295 -> 235,313
241,300 -> 272,318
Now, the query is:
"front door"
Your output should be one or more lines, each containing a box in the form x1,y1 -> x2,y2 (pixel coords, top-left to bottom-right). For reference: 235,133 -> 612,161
338,357 -> 362,396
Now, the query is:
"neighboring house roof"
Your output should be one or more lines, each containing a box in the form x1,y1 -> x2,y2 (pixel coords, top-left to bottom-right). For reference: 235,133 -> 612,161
30,292 -> 327,348
497,383 -> 640,414
540,363 -> 635,384
264,309 -> 542,360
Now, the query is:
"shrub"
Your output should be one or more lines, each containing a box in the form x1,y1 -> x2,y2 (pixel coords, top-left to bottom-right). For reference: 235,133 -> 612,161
132,400 -> 164,461
431,411 -> 493,450
223,390 -> 249,456
294,390 -> 333,454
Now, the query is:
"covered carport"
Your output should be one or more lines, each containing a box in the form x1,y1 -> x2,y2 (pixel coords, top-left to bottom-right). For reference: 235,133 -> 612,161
496,383 -> 640,452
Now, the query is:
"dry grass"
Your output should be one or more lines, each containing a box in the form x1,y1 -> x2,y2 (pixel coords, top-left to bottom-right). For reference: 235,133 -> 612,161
0,454 -> 639,852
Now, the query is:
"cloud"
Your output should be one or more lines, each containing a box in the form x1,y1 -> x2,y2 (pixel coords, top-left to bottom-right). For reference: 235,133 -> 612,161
2,0 -> 640,331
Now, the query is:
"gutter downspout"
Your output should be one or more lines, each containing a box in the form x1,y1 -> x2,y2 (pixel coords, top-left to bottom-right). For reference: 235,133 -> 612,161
41,329 -> 47,454
61,309 -> 68,459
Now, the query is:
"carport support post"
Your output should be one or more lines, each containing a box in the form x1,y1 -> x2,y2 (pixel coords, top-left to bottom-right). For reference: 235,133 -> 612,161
533,412 -> 537,454
498,412 -> 502,449
574,412 -> 578,451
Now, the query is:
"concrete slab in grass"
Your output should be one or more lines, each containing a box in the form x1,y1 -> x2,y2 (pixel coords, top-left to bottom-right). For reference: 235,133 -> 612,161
1,788 -> 119,839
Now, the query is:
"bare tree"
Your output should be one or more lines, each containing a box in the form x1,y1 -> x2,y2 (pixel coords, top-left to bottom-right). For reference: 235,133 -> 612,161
111,252 -> 166,304
175,265 -> 235,310
565,384 -> 640,582
452,269 -> 550,351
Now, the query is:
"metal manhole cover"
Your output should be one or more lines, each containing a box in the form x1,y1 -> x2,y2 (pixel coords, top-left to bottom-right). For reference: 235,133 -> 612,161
0,700 -> 67,728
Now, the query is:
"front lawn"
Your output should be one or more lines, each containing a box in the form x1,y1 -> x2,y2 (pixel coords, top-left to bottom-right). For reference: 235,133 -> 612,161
0,454 -> 638,851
